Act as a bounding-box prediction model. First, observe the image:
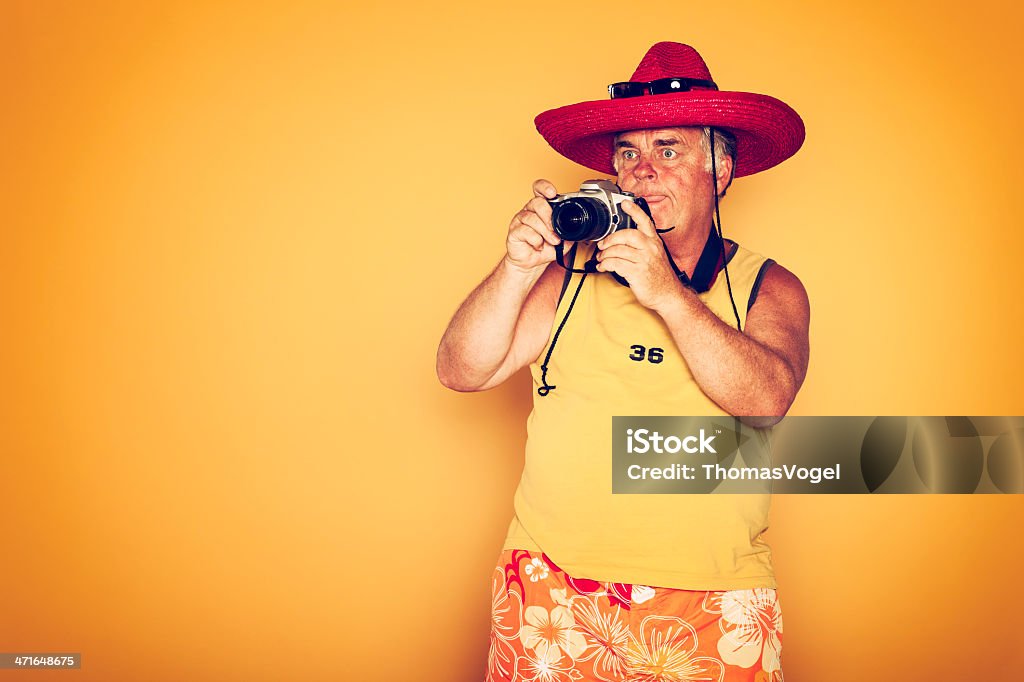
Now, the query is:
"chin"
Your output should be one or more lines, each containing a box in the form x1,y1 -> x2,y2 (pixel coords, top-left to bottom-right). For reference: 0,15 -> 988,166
649,207 -> 673,231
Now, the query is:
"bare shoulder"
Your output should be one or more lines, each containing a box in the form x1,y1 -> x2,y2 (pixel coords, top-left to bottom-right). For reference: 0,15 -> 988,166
750,262 -> 810,323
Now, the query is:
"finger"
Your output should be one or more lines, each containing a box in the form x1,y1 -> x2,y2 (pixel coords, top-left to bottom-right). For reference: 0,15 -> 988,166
532,179 -> 558,199
596,244 -> 641,264
511,223 -> 545,250
596,256 -> 634,276
537,243 -> 556,263
597,228 -> 646,250
621,199 -> 658,237
526,195 -> 555,227
519,209 -> 560,246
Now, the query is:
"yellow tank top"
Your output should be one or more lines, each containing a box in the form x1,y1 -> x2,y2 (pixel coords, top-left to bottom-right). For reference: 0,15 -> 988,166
502,240 -> 777,590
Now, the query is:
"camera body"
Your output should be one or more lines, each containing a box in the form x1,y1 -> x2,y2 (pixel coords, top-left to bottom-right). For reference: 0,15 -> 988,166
547,180 -> 652,242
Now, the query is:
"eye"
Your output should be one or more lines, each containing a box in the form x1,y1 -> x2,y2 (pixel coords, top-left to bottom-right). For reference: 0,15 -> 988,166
621,149 -> 638,160
661,148 -> 678,159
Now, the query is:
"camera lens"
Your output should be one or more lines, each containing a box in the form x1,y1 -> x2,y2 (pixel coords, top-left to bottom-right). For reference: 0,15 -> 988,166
550,198 -> 611,242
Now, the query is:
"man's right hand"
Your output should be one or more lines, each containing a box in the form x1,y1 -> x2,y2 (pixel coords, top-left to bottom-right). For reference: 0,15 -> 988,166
505,179 -> 562,273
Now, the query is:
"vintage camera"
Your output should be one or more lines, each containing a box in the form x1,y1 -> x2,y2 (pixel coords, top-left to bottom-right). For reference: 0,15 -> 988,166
547,180 -> 652,242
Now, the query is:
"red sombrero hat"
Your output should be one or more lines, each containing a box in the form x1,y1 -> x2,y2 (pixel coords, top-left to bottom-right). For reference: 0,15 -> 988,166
535,42 -> 805,178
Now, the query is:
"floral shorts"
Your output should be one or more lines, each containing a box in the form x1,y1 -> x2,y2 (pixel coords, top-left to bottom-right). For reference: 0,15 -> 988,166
487,549 -> 783,682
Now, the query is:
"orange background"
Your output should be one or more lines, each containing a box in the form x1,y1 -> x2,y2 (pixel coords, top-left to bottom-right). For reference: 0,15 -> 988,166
2,1 -> 1023,680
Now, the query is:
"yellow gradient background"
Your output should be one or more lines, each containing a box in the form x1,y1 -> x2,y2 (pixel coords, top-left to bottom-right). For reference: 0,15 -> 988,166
2,1 -> 1023,680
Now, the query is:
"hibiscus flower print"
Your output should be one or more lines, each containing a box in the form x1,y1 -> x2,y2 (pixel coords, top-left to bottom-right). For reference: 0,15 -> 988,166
568,595 -> 631,682
542,554 -> 632,610
631,585 -> 656,605
488,549 -> 784,681
710,589 -> 783,674
488,567 -> 524,682
624,615 -> 725,682
519,604 -> 588,662
516,645 -> 584,682
525,557 -> 550,583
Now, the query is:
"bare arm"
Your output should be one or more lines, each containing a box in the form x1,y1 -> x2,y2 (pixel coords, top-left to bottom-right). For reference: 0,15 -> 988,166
655,264 -> 810,426
436,261 -> 562,391
436,180 -> 565,392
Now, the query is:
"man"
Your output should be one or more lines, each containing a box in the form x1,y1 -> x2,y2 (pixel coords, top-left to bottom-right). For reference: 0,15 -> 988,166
438,42 -> 808,682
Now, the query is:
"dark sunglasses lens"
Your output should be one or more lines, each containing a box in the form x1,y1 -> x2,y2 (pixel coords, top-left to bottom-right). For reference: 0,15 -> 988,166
650,78 -> 691,95
609,82 -> 646,99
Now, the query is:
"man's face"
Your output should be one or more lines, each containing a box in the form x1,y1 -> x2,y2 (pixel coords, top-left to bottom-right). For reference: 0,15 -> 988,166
613,127 -> 717,234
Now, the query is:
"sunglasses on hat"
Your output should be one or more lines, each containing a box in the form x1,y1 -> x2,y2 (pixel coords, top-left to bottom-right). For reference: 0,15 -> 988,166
607,77 -> 719,99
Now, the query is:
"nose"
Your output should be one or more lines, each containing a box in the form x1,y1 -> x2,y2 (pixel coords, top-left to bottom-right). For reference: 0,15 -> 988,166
631,154 -> 657,181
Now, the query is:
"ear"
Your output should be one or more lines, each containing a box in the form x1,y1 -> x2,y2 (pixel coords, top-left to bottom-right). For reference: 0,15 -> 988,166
715,154 -> 734,197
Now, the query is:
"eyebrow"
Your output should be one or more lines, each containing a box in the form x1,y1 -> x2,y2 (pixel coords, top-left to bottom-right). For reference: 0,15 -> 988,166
614,137 -> 683,149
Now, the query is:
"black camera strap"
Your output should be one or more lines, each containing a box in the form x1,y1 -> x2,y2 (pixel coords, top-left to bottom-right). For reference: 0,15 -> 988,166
677,227 -> 726,294
554,241 -> 598,274
709,128 -> 742,332
556,240 -> 632,287
538,242 -> 598,396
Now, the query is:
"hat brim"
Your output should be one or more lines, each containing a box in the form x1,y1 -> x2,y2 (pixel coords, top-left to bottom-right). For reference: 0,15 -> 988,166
534,91 -> 805,178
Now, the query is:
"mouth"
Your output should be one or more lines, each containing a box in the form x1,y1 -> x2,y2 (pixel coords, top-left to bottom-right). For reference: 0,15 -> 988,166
641,194 -> 668,205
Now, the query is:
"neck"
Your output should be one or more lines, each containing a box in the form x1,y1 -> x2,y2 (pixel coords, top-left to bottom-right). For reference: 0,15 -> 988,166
663,219 -> 716,276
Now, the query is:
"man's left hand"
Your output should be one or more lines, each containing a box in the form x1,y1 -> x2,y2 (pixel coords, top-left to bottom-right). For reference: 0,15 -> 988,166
595,200 -> 686,313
